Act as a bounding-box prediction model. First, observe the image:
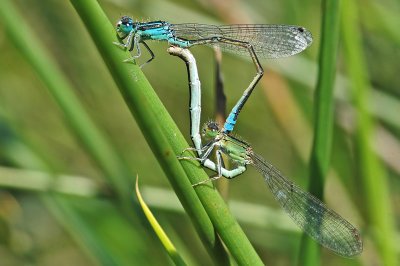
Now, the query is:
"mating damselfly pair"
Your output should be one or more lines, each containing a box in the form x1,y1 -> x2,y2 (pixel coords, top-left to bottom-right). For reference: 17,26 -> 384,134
114,16 -> 363,257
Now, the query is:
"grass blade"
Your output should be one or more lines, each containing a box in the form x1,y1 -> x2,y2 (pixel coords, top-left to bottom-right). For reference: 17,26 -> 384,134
298,0 -> 342,263
0,0 -> 132,204
341,1 -> 396,265
135,176 -> 187,266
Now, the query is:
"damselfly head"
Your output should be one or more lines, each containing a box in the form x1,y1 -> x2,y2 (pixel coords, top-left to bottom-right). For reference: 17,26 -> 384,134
116,16 -> 134,35
202,121 -> 220,139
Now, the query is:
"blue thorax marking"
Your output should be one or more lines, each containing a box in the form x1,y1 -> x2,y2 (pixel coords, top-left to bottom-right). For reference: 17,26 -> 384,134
137,22 -> 190,48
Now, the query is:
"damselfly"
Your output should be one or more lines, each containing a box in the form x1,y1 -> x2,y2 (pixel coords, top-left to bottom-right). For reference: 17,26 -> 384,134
181,121 -> 363,257
115,16 -> 313,133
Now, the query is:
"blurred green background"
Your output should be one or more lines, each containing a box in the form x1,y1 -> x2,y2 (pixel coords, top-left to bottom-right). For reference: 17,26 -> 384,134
0,0 -> 399,265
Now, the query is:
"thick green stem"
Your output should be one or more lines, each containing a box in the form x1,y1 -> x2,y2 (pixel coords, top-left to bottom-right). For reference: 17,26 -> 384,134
69,0 -> 263,264
298,0 -> 341,264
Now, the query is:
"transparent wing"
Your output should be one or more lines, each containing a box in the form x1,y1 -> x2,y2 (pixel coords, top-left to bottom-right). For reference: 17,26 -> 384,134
170,23 -> 313,58
250,152 -> 363,257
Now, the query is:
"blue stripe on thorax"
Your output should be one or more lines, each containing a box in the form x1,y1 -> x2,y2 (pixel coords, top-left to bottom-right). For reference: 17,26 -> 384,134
138,22 -> 190,47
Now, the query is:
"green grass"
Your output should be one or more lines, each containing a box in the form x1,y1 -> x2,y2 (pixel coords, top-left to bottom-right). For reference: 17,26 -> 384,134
341,1 -> 396,265
298,0 -> 342,264
0,0 -> 398,264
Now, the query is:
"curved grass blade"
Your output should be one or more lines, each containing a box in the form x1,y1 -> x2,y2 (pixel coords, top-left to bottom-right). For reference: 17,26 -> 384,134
135,176 -> 187,266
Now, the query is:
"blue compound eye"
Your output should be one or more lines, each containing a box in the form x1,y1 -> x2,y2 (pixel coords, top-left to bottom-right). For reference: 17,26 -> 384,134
117,16 -> 134,34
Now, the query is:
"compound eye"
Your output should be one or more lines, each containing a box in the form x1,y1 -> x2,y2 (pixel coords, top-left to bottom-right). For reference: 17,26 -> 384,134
208,122 -> 219,132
